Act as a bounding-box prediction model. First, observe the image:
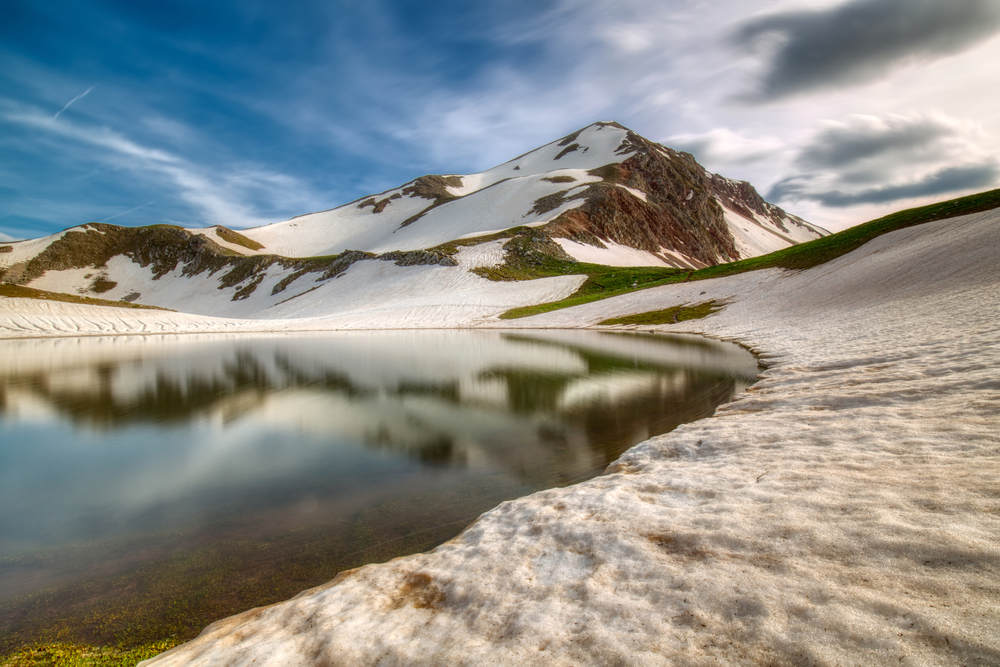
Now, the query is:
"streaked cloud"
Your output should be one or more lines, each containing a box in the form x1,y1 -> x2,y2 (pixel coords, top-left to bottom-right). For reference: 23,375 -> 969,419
0,0 -> 998,237
5,106 -> 321,229
794,114 -> 964,170
52,85 -> 95,120
735,0 -> 1000,102
768,112 -> 998,208
777,163 -> 999,207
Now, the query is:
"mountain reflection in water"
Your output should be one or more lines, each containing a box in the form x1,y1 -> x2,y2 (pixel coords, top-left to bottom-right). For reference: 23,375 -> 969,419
0,330 -> 757,650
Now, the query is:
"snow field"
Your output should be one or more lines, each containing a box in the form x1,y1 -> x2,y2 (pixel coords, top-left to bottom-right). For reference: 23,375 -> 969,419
140,209 -> 1000,666
554,238 -> 674,267
238,123 -> 631,258
0,240 -> 587,335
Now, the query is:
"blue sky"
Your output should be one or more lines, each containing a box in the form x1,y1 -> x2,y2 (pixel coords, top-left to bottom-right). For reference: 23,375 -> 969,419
3,0 -> 1000,241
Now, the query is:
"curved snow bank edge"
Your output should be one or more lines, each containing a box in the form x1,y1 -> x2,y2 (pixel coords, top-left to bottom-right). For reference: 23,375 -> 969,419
143,210 -> 1000,666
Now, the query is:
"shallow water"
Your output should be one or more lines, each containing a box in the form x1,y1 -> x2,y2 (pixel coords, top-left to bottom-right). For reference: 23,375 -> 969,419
0,329 -> 757,649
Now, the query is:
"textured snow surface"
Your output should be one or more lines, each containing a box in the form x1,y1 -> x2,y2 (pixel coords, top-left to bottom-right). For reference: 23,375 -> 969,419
132,210 -> 1000,666
721,205 -> 827,260
239,124 -> 626,257
0,241 -> 586,335
554,238 -> 672,267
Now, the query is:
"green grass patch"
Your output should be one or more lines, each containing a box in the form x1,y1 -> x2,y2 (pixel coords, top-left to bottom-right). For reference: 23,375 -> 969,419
541,175 -> 576,184
499,187 -> 1000,319
597,300 -> 722,326
0,640 -> 181,667
214,227 -> 264,251
0,285 -> 171,311
91,279 -> 117,294
499,264 -> 688,319
687,187 -> 1000,280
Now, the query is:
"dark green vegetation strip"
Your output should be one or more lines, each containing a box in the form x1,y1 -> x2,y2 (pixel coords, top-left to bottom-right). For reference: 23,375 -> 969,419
498,263 -> 687,320
500,188 -> 1000,319
0,285 -> 170,311
597,301 -> 722,326
0,640 -> 181,667
214,226 -> 264,251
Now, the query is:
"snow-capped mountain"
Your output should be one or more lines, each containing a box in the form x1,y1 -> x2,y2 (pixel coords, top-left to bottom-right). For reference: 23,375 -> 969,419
234,121 -> 824,268
0,122 -> 826,319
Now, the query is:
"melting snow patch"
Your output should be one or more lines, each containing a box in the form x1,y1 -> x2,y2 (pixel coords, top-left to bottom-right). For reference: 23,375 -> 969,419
138,208 -> 1000,667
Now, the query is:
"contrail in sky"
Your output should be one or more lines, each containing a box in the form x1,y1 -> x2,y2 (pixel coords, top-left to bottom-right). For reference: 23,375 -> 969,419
53,86 -> 96,120
98,200 -> 157,223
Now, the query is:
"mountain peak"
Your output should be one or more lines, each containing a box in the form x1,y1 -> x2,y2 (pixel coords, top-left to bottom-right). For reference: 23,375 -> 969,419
0,122 -> 826,318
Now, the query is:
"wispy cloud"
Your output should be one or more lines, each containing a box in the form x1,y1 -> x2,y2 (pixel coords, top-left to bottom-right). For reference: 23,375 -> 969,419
52,85 -> 95,121
7,106 -> 320,229
98,199 -> 158,223
776,163 -> 999,207
2,0 -> 1000,238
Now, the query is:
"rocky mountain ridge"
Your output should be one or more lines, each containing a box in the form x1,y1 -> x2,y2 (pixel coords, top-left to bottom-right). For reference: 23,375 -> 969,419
0,122 -> 825,318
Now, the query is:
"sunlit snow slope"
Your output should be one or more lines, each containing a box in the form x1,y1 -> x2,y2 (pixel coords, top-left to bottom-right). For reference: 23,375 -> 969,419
240,122 -> 824,264
0,122 -> 824,318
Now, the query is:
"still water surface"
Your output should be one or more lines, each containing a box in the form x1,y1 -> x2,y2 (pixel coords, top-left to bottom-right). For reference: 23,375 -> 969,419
0,329 -> 756,648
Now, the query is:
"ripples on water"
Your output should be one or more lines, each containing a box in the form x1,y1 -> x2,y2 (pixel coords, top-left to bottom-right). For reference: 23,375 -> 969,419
0,329 -> 757,649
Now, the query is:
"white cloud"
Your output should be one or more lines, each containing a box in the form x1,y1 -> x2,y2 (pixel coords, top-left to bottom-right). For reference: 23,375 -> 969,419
5,107 -> 320,229
666,128 -> 790,169
767,112 -> 998,210
599,24 -> 655,53
52,85 -> 95,120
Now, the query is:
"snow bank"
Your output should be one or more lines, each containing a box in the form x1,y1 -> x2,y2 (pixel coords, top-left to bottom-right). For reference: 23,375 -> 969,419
137,209 -> 1000,665
554,238 -> 673,267
0,241 -> 586,337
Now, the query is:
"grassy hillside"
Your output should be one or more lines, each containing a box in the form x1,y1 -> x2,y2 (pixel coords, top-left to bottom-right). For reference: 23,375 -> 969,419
0,285 -> 172,311
499,188 -> 1000,319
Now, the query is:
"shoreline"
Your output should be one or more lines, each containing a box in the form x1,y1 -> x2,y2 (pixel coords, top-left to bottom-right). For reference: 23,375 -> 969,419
2,210 -> 998,665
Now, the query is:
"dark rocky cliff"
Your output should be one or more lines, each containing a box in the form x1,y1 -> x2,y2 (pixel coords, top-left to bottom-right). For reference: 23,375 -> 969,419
542,129 -> 739,266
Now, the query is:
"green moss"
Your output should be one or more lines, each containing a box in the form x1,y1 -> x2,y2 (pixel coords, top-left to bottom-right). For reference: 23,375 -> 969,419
0,640 -> 181,667
91,279 -> 117,294
0,285 -> 170,311
214,227 -> 264,251
398,175 -> 464,228
554,143 -> 580,160
499,265 -> 685,320
587,163 -> 622,183
499,188 -> 1000,319
428,227 -> 532,257
557,129 -> 584,147
530,190 -> 571,216
597,301 -> 722,326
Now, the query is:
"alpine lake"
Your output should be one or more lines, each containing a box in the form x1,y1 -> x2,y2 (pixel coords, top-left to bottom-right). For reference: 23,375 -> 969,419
0,329 -> 758,654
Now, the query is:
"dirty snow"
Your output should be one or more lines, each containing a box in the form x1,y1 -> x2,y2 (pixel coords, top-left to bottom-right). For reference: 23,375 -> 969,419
126,209 -> 1000,665
554,238 -> 673,267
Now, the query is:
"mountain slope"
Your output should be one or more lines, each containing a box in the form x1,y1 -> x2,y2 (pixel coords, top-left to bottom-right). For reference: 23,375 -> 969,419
239,121 -> 824,268
0,122 -> 824,317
